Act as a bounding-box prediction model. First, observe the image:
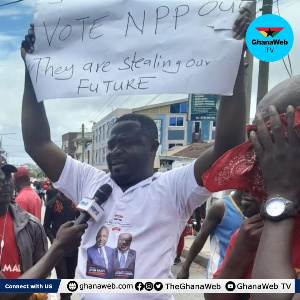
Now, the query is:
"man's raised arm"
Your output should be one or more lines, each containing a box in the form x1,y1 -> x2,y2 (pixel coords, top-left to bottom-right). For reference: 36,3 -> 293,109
21,25 -> 66,182
250,106 -> 300,300
177,200 -> 224,279
194,7 -> 250,186
194,53 -> 246,186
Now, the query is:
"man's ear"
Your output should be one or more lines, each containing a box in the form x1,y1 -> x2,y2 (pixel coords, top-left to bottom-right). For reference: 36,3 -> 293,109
151,139 -> 159,154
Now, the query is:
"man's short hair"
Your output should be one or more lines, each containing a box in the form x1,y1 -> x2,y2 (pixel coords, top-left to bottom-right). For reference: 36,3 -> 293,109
115,114 -> 158,141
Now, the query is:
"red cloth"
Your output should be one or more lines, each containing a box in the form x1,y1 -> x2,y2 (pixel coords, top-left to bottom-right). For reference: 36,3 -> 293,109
176,229 -> 187,255
176,218 -> 193,255
213,215 -> 300,278
0,212 -> 22,278
203,107 -> 300,200
15,186 -> 42,221
43,184 -> 49,191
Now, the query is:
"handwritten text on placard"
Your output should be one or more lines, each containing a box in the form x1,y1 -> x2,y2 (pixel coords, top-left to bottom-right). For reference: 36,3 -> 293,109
26,0 -> 250,102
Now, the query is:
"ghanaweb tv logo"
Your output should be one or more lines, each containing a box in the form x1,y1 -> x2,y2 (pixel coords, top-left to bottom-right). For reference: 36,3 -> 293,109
256,27 -> 283,38
246,15 -> 293,62
252,27 -> 288,47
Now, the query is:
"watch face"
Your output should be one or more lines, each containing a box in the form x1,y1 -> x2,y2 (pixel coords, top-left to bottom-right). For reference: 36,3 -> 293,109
266,198 -> 286,217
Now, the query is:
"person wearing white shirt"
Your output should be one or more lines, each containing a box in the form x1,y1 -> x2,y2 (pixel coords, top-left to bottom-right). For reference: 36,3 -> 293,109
21,9 -> 250,298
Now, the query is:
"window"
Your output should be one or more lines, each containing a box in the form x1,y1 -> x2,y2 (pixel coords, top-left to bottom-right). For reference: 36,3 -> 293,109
177,117 -> 183,126
94,130 -> 98,143
102,147 -> 106,163
107,121 -> 111,138
169,117 -> 176,126
170,103 -> 180,113
95,150 -> 98,164
170,102 -> 187,113
169,117 -> 183,127
168,143 -> 183,149
180,102 -> 187,113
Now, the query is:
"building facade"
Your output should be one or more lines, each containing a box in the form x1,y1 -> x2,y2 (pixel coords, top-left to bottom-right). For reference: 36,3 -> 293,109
62,132 -> 92,163
62,132 -> 79,158
73,132 -> 92,162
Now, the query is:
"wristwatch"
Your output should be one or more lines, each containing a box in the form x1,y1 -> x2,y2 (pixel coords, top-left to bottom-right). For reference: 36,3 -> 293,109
260,197 -> 298,221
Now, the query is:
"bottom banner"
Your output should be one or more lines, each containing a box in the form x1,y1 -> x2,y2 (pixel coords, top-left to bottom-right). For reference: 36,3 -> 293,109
0,279 -> 298,294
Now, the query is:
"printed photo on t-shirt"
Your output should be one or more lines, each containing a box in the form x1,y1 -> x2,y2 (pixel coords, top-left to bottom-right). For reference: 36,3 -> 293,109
86,226 -> 136,279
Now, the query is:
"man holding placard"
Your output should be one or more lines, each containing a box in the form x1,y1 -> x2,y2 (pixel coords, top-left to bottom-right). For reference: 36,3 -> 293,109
21,1 -> 251,299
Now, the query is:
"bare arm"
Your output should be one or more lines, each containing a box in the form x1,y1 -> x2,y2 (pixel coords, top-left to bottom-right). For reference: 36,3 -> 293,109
0,222 -> 87,300
216,215 -> 263,279
195,55 -> 246,186
22,69 -> 66,182
193,5 -> 252,186
20,221 -> 87,278
252,219 -> 294,300
21,26 -> 66,182
205,215 -> 263,300
177,200 -> 225,279
250,106 -> 300,300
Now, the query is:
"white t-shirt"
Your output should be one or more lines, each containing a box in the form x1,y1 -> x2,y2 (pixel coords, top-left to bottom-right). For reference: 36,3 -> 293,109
54,155 -> 211,300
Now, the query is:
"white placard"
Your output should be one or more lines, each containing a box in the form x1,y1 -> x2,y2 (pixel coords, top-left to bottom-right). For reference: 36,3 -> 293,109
26,0 -> 250,102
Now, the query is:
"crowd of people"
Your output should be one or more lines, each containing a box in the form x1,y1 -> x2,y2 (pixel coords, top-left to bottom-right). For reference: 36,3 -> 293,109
0,3 -> 299,300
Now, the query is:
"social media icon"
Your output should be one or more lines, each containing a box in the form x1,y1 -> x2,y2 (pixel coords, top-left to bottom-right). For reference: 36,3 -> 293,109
154,282 -> 163,291
145,282 -> 154,291
225,281 -> 236,292
67,281 -> 78,292
135,282 -> 144,291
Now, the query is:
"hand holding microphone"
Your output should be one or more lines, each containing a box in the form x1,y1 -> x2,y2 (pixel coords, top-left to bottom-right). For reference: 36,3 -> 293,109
75,184 -> 112,225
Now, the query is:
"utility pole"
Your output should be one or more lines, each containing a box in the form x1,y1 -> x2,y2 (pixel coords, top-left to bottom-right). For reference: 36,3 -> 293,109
81,124 -> 85,163
244,0 -> 256,124
257,0 -> 273,104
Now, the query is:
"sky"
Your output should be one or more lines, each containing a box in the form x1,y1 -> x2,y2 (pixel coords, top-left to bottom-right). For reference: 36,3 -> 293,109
0,0 -> 299,165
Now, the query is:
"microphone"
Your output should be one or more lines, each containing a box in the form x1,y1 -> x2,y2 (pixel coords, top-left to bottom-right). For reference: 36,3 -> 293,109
75,184 -> 112,225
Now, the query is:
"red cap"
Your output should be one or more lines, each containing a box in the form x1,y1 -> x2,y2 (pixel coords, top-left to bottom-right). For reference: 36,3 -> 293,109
13,167 -> 30,179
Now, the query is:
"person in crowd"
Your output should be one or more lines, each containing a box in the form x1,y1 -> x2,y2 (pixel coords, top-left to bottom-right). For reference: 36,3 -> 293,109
204,75 -> 300,300
20,7 -> 251,300
34,181 -> 45,203
43,181 -> 49,192
13,166 -> 42,221
0,156 -> 47,279
192,203 -> 206,234
45,182 -> 58,204
177,190 -> 247,279
0,220 -> 88,300
174,218 -> 192,265
44,191 -> 80,300
87,226 -> 114,277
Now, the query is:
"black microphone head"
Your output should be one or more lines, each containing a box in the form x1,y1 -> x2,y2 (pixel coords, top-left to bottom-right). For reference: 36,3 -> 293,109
94,184 -> 112,200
